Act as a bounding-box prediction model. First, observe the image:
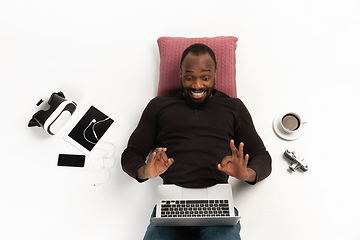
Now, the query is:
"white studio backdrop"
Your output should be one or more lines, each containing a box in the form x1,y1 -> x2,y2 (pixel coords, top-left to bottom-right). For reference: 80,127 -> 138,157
1,0 -> 360,239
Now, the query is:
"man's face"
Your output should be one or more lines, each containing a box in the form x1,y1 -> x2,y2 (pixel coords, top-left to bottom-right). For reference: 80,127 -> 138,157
180,52 -> 216,106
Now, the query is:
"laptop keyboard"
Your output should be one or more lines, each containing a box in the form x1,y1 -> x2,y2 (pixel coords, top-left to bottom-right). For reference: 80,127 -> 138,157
160,199 -> 230,218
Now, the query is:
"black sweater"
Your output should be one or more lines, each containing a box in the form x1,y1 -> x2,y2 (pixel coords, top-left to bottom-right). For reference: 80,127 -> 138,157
121,90 -> 271,188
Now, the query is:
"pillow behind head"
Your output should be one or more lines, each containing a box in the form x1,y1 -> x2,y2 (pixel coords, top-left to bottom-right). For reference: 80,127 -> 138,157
157,36 -> 238,98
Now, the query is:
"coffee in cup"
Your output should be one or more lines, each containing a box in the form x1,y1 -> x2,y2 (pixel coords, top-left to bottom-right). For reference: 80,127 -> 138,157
280,112 -> 304,133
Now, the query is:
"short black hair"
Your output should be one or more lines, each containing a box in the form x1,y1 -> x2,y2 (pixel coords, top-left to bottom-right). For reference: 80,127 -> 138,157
180,43 -> 217,70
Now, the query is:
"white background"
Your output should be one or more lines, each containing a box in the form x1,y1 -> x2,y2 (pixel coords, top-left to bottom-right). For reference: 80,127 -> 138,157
1,0 -> 360,239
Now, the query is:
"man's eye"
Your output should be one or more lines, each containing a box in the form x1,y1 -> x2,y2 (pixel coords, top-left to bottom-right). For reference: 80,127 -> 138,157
203,77 -> 209,81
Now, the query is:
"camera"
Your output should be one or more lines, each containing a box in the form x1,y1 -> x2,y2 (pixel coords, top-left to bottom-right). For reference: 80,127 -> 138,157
284,149 -> 310,172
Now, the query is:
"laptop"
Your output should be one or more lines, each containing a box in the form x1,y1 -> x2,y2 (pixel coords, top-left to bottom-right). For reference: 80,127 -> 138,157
152,184 -> 240,226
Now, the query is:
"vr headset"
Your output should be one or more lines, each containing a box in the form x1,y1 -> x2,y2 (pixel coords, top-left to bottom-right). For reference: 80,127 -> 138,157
28,92 -> 77,135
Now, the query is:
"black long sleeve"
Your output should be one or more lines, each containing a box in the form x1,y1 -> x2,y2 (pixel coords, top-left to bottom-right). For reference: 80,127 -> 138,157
121,90 -> 271,188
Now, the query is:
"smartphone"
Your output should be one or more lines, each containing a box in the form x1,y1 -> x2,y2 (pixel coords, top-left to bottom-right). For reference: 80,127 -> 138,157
58,154 -> 85,167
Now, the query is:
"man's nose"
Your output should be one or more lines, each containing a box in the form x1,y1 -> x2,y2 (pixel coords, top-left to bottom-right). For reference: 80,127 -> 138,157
192,78 -> 202,89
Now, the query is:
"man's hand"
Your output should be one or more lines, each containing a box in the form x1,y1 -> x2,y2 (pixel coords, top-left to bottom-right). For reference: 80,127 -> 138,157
218,140 -> 256,182
137,148 -> 174,180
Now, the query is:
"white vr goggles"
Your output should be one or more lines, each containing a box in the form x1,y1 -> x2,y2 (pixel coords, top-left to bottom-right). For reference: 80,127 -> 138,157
28,92 -> 77,135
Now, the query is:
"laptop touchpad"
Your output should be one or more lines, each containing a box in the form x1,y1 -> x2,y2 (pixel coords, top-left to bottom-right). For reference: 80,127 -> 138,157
182,188 -> 207,199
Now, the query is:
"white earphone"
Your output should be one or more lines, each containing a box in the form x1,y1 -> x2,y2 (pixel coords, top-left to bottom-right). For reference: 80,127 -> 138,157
83,117 -> 110,144
82,117 -> 115,187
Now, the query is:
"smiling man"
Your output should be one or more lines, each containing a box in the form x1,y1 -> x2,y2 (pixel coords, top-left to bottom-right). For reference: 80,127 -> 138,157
121,43 -> 272,240
180,44 -> 216,110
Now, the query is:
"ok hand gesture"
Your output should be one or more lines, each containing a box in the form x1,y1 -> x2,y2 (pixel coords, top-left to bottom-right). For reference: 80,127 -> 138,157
138,147 -> 174,180
218,140 -> 256,182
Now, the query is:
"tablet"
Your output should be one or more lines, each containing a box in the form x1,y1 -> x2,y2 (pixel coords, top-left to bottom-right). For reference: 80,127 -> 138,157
64,101 -> 116,155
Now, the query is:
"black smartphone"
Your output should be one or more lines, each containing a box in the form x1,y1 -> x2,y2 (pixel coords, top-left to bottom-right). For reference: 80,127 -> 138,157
58,154 -> 85,167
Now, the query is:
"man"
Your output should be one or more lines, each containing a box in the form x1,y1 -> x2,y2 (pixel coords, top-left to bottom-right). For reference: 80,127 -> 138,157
121,43 -> 272,239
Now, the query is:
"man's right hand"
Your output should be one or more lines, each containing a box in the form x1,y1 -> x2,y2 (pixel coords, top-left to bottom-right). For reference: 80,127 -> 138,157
137,148 -> 174,180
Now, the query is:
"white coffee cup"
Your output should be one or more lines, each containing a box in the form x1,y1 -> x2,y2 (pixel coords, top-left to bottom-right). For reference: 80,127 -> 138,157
280,112 -> 306,134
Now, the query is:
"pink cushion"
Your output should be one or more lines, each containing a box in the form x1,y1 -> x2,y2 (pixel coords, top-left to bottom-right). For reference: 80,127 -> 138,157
157,36 -> 238,98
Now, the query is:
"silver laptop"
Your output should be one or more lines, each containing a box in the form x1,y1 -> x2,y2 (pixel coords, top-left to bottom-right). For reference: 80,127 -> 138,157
152,184 -> 240,226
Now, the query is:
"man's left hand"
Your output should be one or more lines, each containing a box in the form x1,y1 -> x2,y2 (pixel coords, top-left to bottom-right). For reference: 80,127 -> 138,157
218,140 -> 256,182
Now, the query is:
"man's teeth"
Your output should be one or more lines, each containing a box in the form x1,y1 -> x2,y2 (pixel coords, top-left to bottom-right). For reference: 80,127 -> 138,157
191,91 -> 204,96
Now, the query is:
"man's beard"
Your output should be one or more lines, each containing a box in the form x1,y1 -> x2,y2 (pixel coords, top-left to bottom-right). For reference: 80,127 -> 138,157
182,86 -> 214,110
